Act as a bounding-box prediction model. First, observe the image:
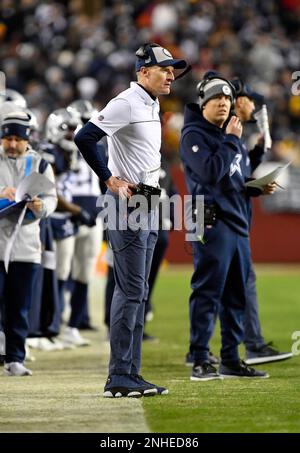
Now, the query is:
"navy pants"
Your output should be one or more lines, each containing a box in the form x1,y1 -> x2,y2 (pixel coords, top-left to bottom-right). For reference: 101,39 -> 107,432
190,220 -> 251,364
145,228 -> 169,317
28,218 -> 60,337
0,261 -> 40,362
244,261 -> 265,350
69,280 -> 88,328
104,228 -> 170,328
106,193 -> 158,375
104,265 -> 115,329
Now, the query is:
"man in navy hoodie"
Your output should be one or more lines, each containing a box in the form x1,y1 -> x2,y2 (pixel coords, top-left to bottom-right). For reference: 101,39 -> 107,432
232,79 -> 292,365
180,72 -> 271,380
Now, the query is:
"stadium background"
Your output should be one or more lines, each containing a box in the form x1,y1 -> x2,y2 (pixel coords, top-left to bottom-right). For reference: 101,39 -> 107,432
1,0 -> 300,262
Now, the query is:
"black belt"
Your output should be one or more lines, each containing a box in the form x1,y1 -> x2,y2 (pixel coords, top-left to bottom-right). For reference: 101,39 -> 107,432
131,183 -> 161,212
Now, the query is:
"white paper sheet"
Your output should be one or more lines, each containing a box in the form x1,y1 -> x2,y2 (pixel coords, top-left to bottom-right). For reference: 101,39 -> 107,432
15,171 -> 55,202
245,161 -> 291,191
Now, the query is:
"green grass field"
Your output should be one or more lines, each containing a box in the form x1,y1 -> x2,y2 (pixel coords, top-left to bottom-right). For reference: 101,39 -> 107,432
0,265 -> 299,433
142,266 -> 300,433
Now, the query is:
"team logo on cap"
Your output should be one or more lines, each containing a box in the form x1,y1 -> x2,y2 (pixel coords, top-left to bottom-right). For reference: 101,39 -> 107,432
162,48 -> 172,58
222,85 -> 231,95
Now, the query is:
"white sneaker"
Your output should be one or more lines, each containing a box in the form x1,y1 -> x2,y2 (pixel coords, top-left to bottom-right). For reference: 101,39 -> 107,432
36,337 -> 59,351
62,327 -> 91,347
4,362 -> 32,376
25,338 -> 40,349
145,311 -> 154,322
26,337 -> 73,351
26,337 -> 53,350
49,337 -> 75,350
25,342 -> 36,362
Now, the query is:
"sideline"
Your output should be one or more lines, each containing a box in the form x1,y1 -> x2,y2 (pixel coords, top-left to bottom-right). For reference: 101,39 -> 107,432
160,263 -> 300,276
0,277 -> 149,433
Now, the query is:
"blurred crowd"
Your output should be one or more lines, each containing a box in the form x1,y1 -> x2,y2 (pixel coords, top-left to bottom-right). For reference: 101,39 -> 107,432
1,0 -> 300,163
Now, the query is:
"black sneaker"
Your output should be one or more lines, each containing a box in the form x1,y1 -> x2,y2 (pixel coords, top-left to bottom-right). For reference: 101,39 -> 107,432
219,360 -> 269,379
78,324 -> 99,332
245,342 -> 293,365
191,362 -> 223,381
103,375 -> 157,398
132,374 -> 168,395
143,332 -> 159,342
185,351 -> 219,367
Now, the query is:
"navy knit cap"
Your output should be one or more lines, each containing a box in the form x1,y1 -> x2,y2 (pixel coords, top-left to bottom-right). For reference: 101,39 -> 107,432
1,112 -> 31,140
135,43 -> 187,72
197,77 -> 235,109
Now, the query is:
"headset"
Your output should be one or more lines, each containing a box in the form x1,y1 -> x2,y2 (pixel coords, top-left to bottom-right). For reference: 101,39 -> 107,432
196,71 -> 236,109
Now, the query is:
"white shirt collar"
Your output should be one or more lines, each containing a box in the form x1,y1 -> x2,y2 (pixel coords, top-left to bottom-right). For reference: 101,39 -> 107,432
130,82 -> 159,107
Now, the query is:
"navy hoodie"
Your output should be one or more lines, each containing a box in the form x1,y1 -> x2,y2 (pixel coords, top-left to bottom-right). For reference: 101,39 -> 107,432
180,103 -> 253,237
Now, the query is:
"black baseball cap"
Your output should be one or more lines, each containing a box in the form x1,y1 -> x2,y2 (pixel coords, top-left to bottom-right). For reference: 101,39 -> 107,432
231,78 -> 264,105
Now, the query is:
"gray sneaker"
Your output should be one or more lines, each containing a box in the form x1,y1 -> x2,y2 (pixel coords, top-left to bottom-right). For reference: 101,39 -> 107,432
220,360 -> 269,379
191,362 -> 223,381
245,342 -> 292,365
4,362 -> 32,376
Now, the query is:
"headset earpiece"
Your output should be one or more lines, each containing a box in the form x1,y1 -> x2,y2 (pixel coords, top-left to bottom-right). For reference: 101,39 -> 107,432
231,78 -> 243,97
196,81 -> 205,98
135,44 -> 148,59
196,74 -> 220,98
135,43 -> 160,59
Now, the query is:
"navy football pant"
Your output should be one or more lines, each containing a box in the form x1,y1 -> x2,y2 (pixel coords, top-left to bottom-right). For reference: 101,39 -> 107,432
106,192 -> 158,375
244,260 -> 265,350
0,261 -> 40,363
189,220 -> 251,364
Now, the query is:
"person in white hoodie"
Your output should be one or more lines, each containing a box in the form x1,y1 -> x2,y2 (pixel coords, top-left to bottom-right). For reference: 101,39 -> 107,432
0,112 -> 57,376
